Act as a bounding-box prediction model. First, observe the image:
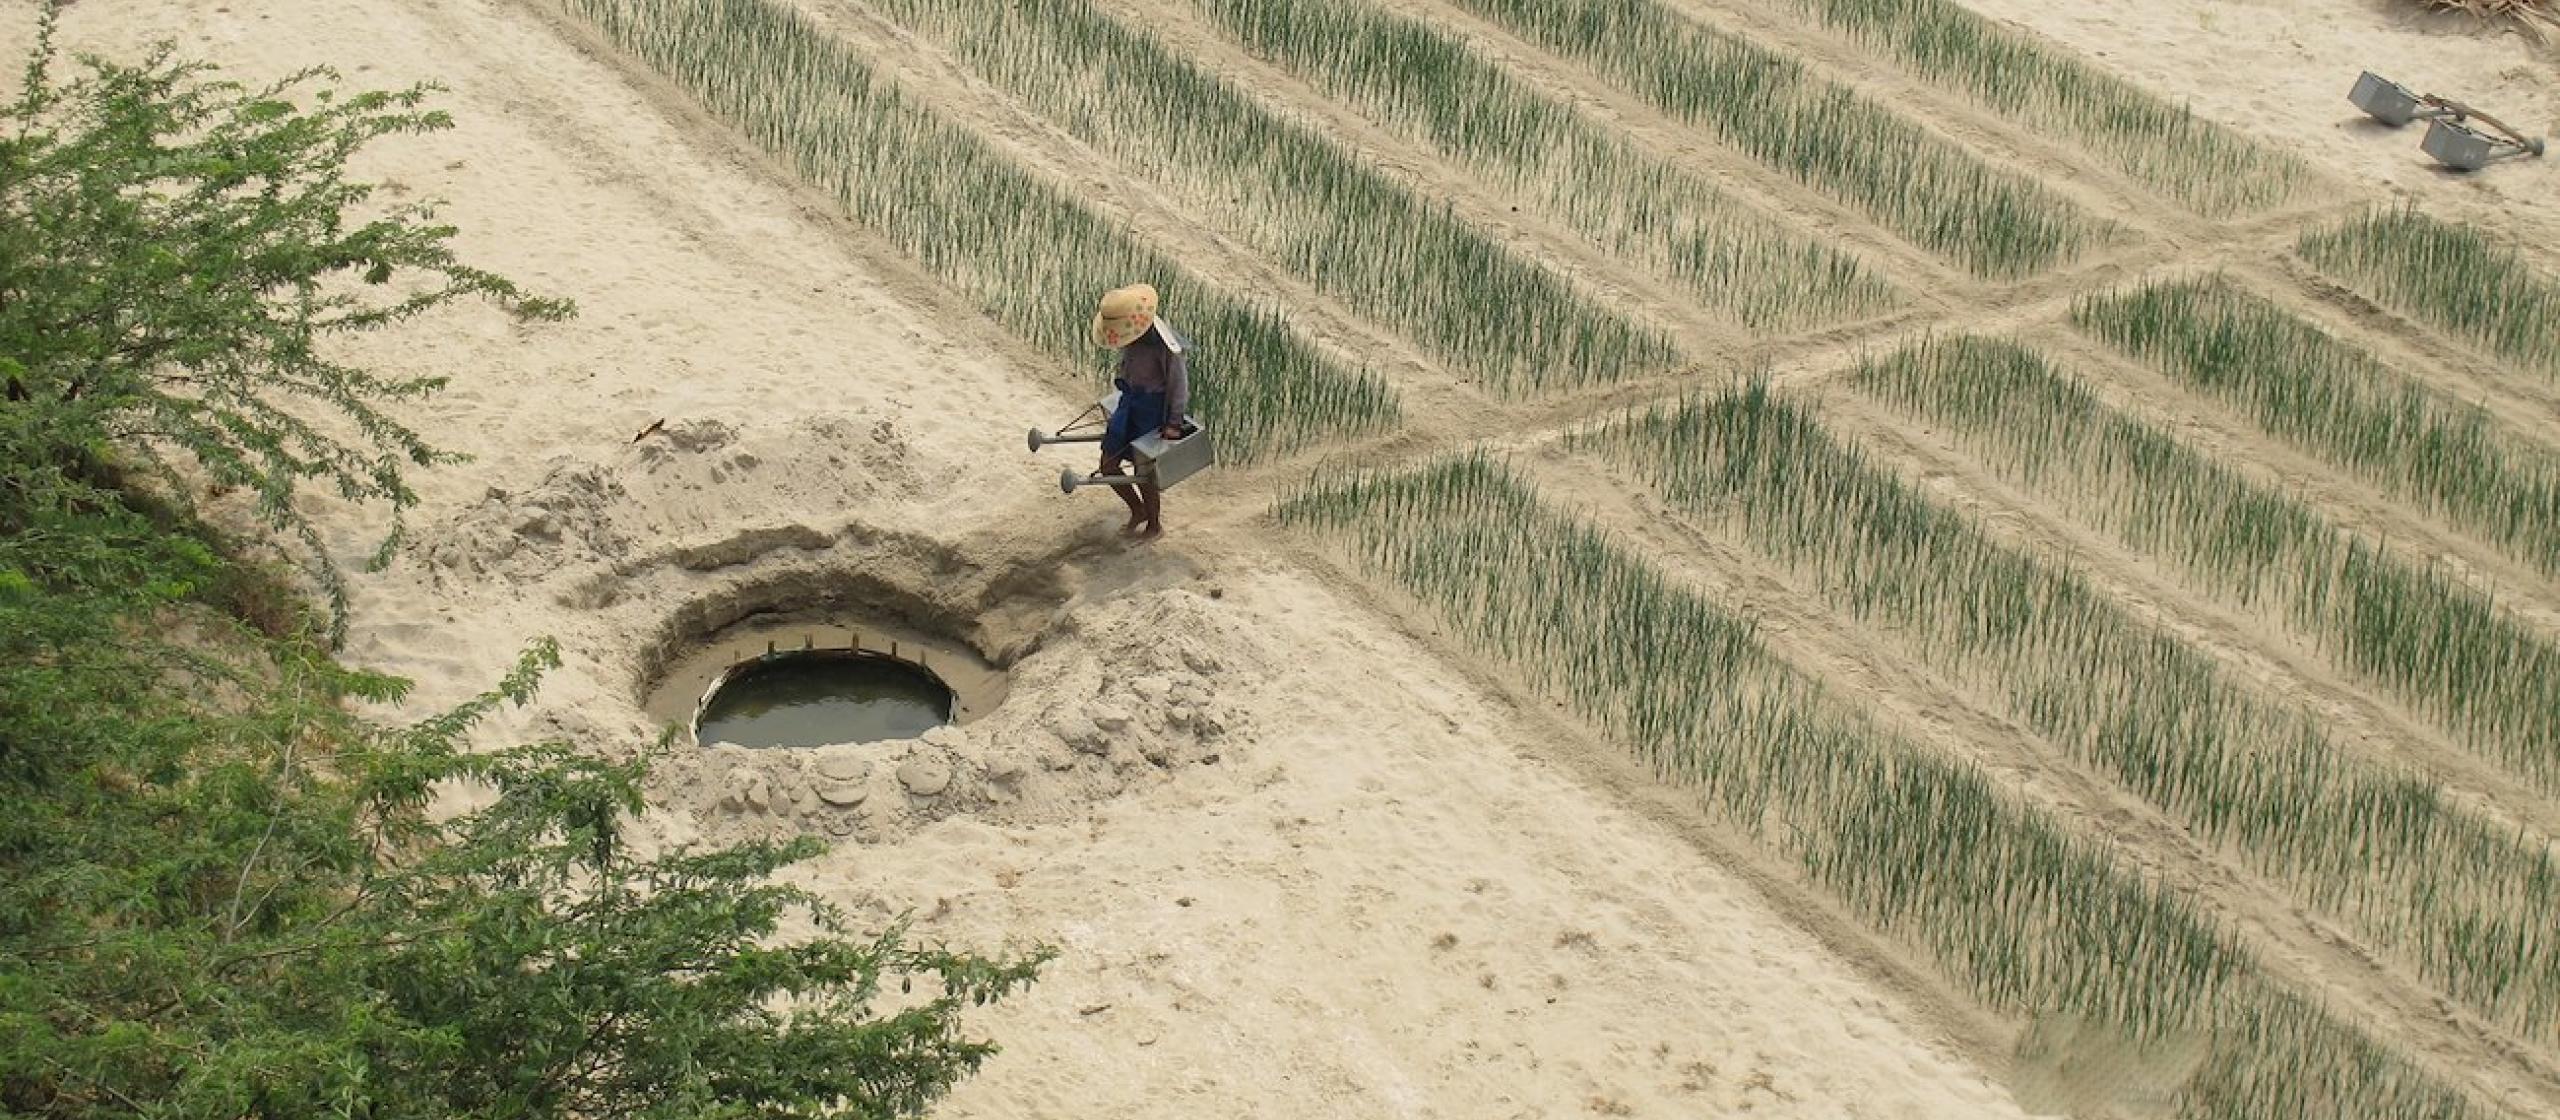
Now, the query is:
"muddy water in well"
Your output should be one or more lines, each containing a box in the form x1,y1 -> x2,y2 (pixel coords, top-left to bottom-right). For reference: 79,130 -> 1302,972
695,655 -> 951,748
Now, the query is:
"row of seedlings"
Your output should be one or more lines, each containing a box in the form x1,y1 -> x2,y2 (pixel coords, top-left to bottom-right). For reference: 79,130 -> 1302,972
2300,209 -> 2560,380
1852,336 -> 2560,795
1580,383 -> 2560,1043
1448,0 -> 2106,279
858,0 -> 1679,397
1785,0 -> 2310,215
558,0 -> 1397,461
1185,0 -> 1899,332
1277,453 -> 2493,1120
2076,275 -> 2560,578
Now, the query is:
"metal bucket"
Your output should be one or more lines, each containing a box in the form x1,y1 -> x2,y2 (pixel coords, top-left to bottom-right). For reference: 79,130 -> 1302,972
2424,118 -> 2499,171
2350,71 -> 2425,126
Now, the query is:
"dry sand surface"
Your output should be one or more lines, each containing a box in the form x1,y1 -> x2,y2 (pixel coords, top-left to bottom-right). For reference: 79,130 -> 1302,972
1962,0 -> 2559,245
21,0 -> 2560,1116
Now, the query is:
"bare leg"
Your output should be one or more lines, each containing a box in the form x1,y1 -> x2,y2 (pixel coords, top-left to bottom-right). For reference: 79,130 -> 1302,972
1100,449 -> 1144,531
1137,479 -> 1163,538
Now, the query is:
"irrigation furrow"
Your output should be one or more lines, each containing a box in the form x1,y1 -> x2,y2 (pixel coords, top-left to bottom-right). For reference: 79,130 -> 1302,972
2039,290 -> 2560,608
845,0 -> 1683,398
1632,0 -> 2229,237
2267,255 -> 2560,443
1687,0 -> 2315,218
1849,337 -> 2560,800
1423,0 -> 2112,280
1278,454 -> 2508,1119
1352,0 -> 1943,300
540,0 -> 1398,462
2300,209 -> 2560,382
1255,528 -> 2060,1098
1509,449 -> 2560,1114
1816,388 -> 2560,840
1581,384 -> 2560,1052
1050,0 -> 1820,365
770,0 -> 1501,418
1144,0 -> 1904,335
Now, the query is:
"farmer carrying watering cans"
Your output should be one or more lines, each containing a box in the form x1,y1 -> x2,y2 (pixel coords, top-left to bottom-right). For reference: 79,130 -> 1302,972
1092,283 -> 1191,538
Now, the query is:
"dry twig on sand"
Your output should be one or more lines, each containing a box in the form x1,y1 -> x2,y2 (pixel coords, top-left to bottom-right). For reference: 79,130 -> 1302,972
2408,0 -> 2560,41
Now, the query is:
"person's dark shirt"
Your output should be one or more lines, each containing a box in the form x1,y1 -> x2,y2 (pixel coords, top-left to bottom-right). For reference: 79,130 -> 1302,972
1117,326 -> 1190,422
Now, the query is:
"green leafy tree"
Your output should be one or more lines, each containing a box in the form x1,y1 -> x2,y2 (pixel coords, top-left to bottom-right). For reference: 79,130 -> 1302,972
1,8 -> 571,642
1,609 -> 1045,1117
1,16 -> 1045,1117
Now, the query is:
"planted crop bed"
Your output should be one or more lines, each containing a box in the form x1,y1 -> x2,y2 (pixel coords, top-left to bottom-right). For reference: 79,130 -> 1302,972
1449,0 -> 2104,279
557,0 -> 2553,1108
1786,0 -> 2308,215
2301,209 -> 2560,379
1853,335 -> 2560,792
556,0 -> 1395,461
1184,0 -> 1897,332
1581,384 -> 2560,1042
1279,453 -> 2489,1120
860,0 -> 1679,396
2076,276 -> 2560,577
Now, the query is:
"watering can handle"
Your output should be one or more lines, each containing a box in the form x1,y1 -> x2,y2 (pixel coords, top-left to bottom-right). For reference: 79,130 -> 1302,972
2427,96 -> 2544,152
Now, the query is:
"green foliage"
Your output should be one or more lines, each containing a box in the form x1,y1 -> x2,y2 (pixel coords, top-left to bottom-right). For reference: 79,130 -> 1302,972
351,736 -> 1046,1119
861,0 -> 1679,395
1580,383 -> 2560,1044
0,25 -> 1043,1118
1277,449 -> 2486,1119
2299,208 -> 2560,378
1791,0 -> 2308,214
557,0 -> 1397,456
1185,0 -> 1898,332
1450,0 -> 2103,278
1853,335 -> 2560,793
0,16 -> 574,642
0,564 -> 1044,1117
2075,275 -> 2560,577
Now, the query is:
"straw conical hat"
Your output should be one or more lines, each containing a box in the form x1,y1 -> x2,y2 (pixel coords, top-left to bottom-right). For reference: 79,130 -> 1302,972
1092,283 -> 1160,349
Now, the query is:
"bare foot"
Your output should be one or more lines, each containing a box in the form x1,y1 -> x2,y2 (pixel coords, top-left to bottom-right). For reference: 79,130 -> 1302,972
1120,513 -> 1146,535
1133,522 -> 1165,541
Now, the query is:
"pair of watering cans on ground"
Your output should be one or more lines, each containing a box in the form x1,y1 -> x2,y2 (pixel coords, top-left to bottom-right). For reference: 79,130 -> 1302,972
2350,71 -> 2545,171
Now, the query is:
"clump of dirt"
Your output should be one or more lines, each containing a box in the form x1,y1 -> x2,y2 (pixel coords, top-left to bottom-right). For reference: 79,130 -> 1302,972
2010,1014 -> 2208,1119
635,416 -> 739,459
424,461 -> 634,579
420,415 -> 929,588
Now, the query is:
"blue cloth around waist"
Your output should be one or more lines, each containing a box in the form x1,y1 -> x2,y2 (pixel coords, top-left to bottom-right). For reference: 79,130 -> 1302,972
1103,379 -> 1168,457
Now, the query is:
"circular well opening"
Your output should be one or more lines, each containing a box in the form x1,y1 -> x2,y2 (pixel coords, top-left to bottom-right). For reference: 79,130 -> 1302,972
645,615 -> 1007,750
695,651 -> 953,749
